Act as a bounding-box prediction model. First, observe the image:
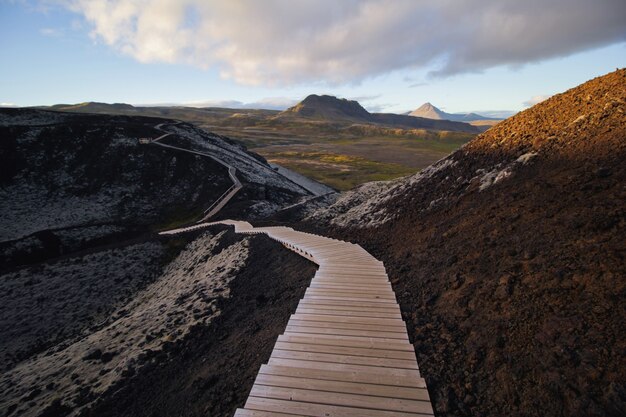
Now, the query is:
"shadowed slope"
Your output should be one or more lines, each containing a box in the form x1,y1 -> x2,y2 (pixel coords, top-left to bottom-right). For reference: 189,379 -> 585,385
298,69 -> 626,417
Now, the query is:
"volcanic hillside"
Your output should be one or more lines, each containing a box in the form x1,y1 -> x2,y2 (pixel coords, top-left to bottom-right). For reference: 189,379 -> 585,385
295,69 -> 626,416
0,109 -> 310,270
0,110 -> 315,417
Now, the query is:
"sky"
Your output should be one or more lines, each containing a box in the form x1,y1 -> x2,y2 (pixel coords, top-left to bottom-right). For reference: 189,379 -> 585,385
1,0 -> 625,115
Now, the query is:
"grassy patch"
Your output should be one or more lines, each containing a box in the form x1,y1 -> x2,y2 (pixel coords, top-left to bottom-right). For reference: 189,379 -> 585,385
268,151 -> 415,190
153,207 -> 205,232
204,121 -> 473,189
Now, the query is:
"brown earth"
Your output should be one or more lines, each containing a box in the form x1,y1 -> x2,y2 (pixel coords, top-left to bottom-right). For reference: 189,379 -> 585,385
288,69 -> 626,416
79,226 -> 317,417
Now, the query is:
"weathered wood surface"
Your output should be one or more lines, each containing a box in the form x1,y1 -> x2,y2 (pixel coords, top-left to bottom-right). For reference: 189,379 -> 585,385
160,220 -> 433,416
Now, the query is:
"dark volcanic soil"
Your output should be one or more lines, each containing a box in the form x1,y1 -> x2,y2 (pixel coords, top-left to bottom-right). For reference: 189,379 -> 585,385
81,226 -> 316,417
289,69 -> 626,416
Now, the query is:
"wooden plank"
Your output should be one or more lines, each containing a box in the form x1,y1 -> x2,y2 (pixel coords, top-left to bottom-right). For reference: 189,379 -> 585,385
311,278 -> 390,286
271,348 -> 416,369
314,255 -> 375,261
305,289 -> 395,299
294,307 -> 400,319
307,286 -> 395,295
313,274 -> 389,281
295,307 -> 401,319
309,281 -> 392,289
234,409 -> 302,417
245,397 -> 431,417
259,364 -> 422,389
320,264 -> 384,269
298,300 -> 400,313
285,325 -> 408,340
288,319 -> 406,334
309,247 -> 365,253
310,280 -> 391,288
311,279 -> 390,287
303,295 -> 397,305
277,333 -> 413,352
267,358 -> 421,381
273,341 -> 416,360
250,385 -> 434,415
252,374 -> 429,400
299,298 -> 400,311
291,313 -> 405,327
316,272 -> 388,279
316,267 -> 387,272
317,267 -> 386,272
319,265 -> 385,270
305,289 -> 396,300
310,282 -> 392,291
312,274 -> 386,280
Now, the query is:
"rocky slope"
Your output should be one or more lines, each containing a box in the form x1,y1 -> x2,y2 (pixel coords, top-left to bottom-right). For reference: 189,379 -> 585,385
0,227 -> 317,417
0,109 -> 319,416
0,109 -> 310,270
292,69 -> 626,416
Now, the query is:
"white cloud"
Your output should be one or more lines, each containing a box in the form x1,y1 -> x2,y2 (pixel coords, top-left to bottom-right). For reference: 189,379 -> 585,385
63,0 -> 626,86
523,95 -> 552,107
348,95 -> 381,103
362,103 -> 397,113
0,102 -> 18,107
477,110 -> 518,119
139,97 -> 298,110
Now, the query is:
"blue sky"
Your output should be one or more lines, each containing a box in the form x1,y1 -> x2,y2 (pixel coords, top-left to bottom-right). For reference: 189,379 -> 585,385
1,1 -> 625,115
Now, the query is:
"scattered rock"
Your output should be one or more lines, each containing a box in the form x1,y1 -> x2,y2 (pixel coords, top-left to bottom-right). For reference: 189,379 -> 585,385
82,348 -> 102,361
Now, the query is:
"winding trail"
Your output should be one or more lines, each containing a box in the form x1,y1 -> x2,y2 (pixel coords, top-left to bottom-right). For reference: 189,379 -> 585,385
149,122 -> 330,222
150,123 -> 243,221
161,220 -> 434,416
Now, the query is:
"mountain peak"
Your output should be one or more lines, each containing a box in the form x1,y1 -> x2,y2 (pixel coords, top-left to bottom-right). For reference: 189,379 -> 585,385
410,102 -> 447,120
282,94 -> 371,120
410,102 -> 501,122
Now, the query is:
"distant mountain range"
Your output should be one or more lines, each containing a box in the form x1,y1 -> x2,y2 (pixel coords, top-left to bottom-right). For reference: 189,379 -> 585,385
47,102 -> 138,113
409,102 -> 502,122
279,95 -> 479,133
36,96 -> 480,134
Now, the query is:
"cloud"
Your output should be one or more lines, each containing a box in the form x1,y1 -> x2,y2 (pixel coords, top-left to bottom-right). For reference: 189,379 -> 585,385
63,0 -> 626,85
40,27 -> 63,37
348,95 -> 381,103
139,97 -> 298,110
0,102 -> 18,107
523,95 -> 552,107
362,103 -> 397,113
477,110 -> 518,119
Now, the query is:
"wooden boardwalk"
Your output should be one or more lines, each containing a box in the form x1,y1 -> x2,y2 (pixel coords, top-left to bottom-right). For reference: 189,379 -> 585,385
160,220 -> 434,416
149,122 -> 243,222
